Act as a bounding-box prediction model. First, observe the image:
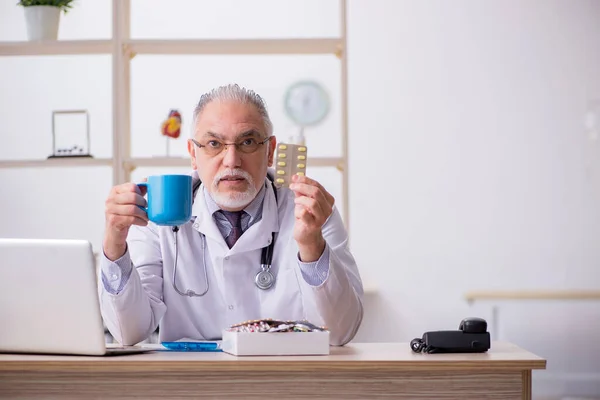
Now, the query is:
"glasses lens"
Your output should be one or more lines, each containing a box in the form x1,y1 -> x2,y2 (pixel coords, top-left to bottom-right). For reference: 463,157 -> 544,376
200,140 -> 223,156
237,138 -> 261,154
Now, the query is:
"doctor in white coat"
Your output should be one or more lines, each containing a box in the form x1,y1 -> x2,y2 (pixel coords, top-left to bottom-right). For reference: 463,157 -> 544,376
99,84 -> 363,346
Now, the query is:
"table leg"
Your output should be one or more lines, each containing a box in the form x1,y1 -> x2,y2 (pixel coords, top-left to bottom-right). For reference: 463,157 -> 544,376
522,370 -> 532,400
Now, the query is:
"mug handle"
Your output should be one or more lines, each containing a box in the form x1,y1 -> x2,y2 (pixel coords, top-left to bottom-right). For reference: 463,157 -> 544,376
136,182 -> 148,213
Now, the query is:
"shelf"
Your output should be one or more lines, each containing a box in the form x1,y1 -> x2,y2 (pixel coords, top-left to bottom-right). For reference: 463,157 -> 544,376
125,156 -> 343,169
125,38 -> 342,56
0,158 -> 113,168
0,156 -> 342,170
464,290 -> 600,302
0,40 -> 113,56
0,38 -> 342,57
362,279 -> 378,295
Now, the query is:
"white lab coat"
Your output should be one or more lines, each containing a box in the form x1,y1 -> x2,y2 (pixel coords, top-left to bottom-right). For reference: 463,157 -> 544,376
99,178 -> 364,346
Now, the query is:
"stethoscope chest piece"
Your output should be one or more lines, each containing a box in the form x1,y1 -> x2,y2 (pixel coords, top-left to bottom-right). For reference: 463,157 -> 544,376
255,265 -> 275,290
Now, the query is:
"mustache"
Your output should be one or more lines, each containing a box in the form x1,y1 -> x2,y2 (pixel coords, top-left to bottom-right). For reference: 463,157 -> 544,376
212,169 -> 253,187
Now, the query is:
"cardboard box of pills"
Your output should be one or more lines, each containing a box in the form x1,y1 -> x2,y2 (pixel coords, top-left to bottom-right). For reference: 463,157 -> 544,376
221,329 -> 330,356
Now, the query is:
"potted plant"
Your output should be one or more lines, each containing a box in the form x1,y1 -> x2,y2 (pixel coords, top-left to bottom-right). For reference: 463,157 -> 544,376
17,0 -> 75,41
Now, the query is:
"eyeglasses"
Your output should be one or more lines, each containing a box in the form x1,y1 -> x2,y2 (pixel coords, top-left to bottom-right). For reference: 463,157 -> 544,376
191,136 -> 272,157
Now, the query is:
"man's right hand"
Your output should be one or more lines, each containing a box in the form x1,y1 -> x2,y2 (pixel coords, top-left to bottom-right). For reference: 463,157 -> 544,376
103,182 -> 148,261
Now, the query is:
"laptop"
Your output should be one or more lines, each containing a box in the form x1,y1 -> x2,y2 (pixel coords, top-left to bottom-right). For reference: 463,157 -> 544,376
0,238 -> 153,356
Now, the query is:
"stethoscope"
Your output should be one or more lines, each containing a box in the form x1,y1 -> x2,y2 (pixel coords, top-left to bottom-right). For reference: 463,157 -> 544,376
171,176 -> 278,297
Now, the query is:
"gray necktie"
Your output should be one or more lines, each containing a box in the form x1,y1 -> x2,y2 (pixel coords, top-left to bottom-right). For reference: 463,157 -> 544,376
221,210 -> 245,248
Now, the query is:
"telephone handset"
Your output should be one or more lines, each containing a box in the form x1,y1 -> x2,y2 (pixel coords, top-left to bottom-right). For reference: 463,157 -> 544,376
410,317 -> 491,354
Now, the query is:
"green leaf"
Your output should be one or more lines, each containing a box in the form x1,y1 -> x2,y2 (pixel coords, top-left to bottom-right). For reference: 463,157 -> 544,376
17,0 -> 76,14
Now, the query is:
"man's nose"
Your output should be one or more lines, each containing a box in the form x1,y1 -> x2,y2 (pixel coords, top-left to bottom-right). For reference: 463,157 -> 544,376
222,144 -> 242,168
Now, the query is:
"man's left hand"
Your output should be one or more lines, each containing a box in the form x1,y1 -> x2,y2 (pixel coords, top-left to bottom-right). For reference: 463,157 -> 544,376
289,174 -> 335,262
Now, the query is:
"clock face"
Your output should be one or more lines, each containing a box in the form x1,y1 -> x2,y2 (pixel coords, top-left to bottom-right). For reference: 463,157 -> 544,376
284,81 -> 330,127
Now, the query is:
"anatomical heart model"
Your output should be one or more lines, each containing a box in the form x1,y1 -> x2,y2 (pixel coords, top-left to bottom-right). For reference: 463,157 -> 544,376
161,109 -> 182,156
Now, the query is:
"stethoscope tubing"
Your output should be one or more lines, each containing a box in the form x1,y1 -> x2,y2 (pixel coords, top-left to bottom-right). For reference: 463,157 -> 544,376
172,179 -> 278,297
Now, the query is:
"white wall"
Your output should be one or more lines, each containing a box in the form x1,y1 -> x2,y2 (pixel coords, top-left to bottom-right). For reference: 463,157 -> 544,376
348,1 -> 600,398
1,1 -> 599,398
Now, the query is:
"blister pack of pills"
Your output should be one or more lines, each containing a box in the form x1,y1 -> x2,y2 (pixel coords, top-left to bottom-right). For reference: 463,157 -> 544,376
227,318 -> 327,333
273,143 -> 308,188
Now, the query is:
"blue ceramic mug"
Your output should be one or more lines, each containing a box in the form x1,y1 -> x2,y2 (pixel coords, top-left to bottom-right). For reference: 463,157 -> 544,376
137,175 -> 192,226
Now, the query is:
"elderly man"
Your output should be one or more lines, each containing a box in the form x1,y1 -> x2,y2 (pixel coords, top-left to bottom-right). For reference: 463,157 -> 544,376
100,84 -> 363,346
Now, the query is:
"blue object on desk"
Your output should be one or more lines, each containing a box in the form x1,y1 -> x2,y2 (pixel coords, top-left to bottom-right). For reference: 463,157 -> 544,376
161,341 -> 222,352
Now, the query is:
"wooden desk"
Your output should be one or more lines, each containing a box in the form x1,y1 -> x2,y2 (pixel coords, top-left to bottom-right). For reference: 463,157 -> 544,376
0,342 -> 545,400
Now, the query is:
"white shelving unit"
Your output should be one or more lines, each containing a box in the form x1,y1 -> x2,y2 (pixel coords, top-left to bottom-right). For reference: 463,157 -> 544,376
0,0 -> 350,226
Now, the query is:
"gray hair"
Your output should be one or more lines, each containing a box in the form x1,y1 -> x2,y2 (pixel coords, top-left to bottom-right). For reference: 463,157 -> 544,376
191,84 -> 273,138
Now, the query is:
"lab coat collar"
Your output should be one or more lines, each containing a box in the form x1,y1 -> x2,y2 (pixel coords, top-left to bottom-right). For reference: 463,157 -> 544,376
191,171 -> 280,253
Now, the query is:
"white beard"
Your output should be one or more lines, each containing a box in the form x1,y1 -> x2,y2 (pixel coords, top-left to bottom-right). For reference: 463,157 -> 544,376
210,168 -> 257,209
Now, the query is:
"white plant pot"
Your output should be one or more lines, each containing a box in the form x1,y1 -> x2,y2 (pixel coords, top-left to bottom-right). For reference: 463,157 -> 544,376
24,6 -> 61,41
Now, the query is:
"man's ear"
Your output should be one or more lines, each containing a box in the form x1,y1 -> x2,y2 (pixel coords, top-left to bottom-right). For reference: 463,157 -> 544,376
187,139 -> 198,170
267,136 -> 277,167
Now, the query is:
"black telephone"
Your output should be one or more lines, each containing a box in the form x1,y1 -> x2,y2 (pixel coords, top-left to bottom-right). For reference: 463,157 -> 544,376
410,317 -> 491,354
